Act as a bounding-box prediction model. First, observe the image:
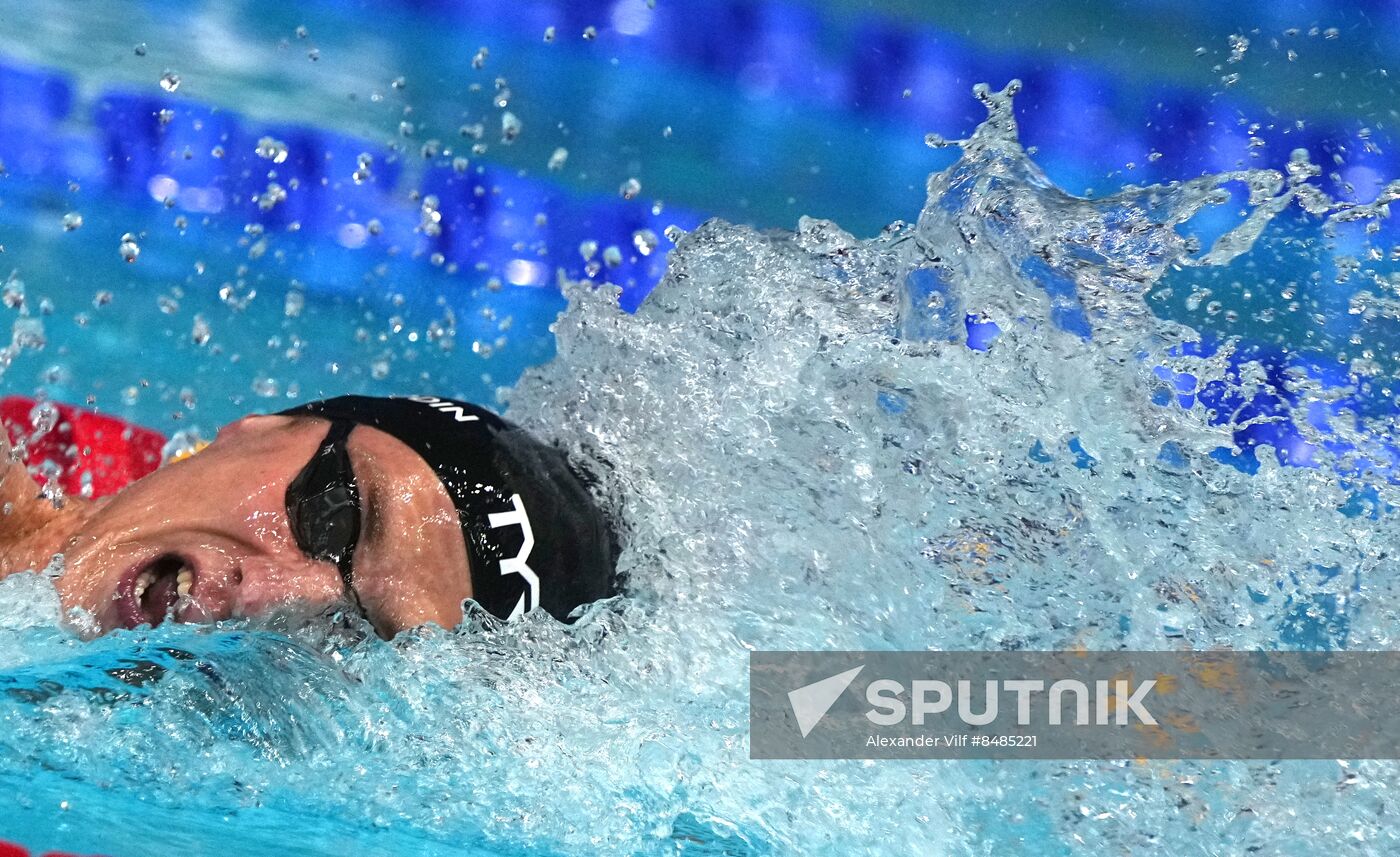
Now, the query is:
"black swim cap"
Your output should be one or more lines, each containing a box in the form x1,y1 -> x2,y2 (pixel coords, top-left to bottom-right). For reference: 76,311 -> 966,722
277,395 -> 618,622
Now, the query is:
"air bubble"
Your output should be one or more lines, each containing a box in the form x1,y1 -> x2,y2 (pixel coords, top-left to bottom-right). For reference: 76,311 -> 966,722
61,213 -> 82,232
548,147 -> 569,171
159,70 -> 180,92
619,178 -> 641,199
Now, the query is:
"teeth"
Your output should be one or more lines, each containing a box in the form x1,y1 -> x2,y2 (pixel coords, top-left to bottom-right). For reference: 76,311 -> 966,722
133,570 -> 154,600
176,569 -> 193,599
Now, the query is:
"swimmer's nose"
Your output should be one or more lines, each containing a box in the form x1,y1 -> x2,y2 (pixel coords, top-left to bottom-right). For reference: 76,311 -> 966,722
218,414 -> 291,439
231,556 -> 347,620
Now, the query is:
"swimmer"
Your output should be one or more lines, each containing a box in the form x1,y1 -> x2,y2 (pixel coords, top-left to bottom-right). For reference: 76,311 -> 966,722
0,395 -> 618,637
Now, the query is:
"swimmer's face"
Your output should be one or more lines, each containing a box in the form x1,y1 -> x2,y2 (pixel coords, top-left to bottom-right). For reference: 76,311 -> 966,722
53,414 -> 472,637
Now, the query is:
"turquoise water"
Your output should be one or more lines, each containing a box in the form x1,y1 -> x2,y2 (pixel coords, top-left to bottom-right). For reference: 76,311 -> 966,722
0,2 -> 1398,855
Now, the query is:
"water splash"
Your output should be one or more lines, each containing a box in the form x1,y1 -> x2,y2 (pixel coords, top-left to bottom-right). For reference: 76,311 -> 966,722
3,82 -> 1400,855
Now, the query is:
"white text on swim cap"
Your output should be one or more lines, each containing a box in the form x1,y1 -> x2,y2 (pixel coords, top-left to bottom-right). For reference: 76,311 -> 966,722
407,394 -> 481,422
487,493 -> 540,620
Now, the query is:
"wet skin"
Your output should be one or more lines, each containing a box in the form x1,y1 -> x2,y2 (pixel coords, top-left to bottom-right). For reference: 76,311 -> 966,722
0,414 -> 472,637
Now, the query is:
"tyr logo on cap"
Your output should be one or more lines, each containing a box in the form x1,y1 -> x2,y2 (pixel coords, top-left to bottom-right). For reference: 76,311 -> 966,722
486,493 -> 539,619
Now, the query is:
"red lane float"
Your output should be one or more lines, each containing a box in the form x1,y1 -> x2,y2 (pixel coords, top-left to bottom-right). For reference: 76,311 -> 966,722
0,838 -> 92,857
0,397 -> 165,498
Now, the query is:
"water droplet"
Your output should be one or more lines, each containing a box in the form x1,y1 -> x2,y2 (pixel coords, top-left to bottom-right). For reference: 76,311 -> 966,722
391,76 -> 406,90
284,290 -> 305,318
257,182 -> 287,210
421,139 -> 441,159
547,147 -> 569,171
295,25 -> 308,39
61,213 -> 82,232
307,48 -> 320,61
159,70 -> 180,92
579,240 -> 598,261
2,277 -> 22,309
619,178 -> 641,200
93,290 -> 113,308
252,376 -> 280,398
157,108 -> 175,126
255,136 -> 288,163
191,314 -> 211,345
452,156 -> 470,173
419,195 -> 442,237
118,234 -> 139,263
134,43 -> 147,57
459,123 -> 484,140
1227,33 -> 1250,64
543,26 -> 556,42
211,145 -> 225,158
663,224 -> 685,243
602,245 -> 623,267
399,120 -> 415,137
157,295 -> 179,315
472,47 -> 489,69
367,218 -> 383,236
582,25 -> 597,40
632,228 -> 659,256
501,112 -> 521,143
353,152 -> 374,184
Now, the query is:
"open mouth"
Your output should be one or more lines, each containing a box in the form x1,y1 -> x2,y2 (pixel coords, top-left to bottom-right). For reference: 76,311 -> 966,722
119,554 -> 196,629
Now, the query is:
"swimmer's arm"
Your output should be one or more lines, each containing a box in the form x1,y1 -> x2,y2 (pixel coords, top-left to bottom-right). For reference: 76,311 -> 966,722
0,435 -> 87,578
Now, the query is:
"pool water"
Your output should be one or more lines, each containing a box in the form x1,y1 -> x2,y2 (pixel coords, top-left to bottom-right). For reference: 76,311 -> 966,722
0,2 -> 1399,855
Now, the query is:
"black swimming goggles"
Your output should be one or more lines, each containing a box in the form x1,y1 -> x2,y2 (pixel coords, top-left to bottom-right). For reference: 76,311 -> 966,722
284,419 -> 367,615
